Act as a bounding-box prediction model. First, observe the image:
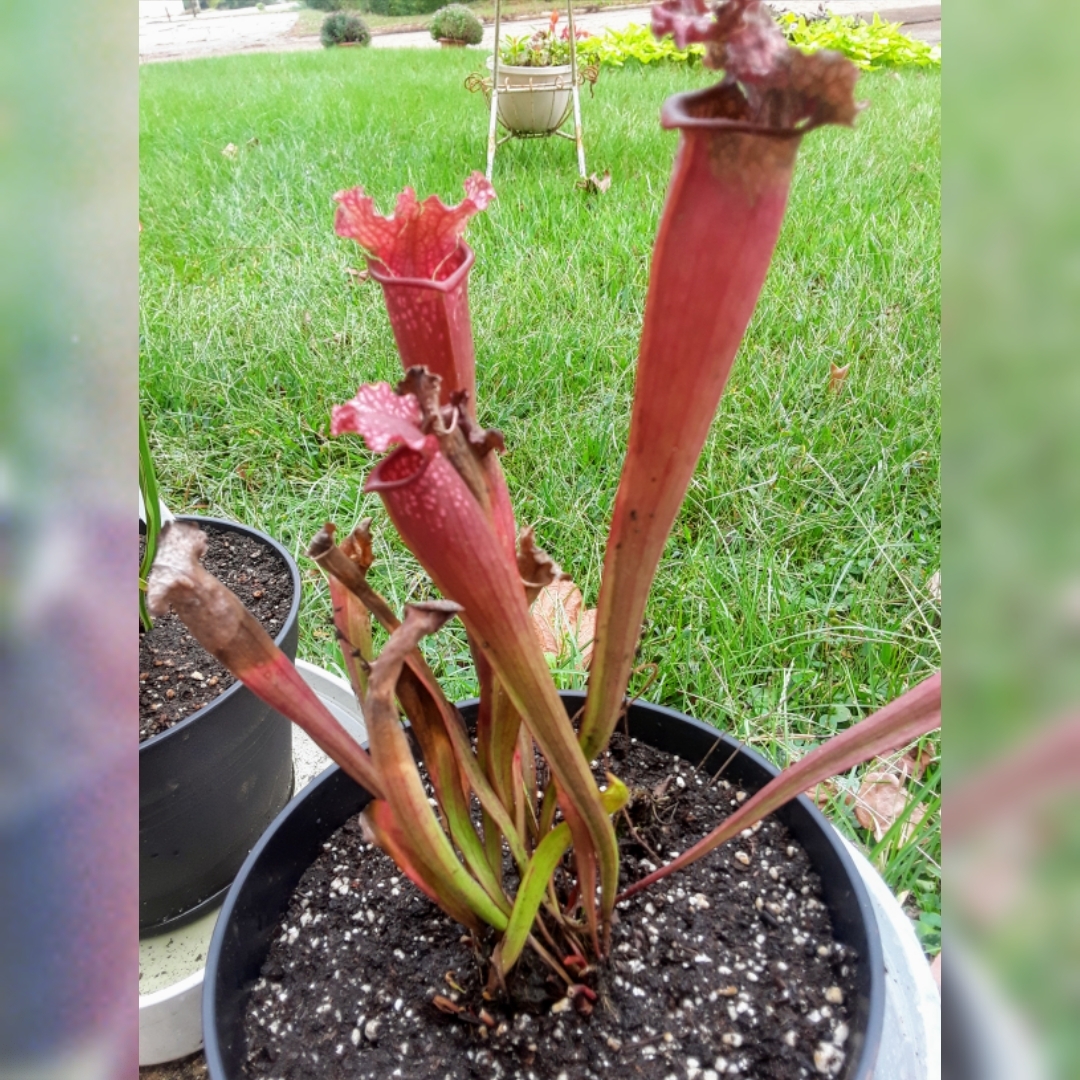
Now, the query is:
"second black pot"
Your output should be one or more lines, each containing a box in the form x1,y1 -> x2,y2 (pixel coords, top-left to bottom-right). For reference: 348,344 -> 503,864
204,691 -> 883,1079
139,516 -> 300,936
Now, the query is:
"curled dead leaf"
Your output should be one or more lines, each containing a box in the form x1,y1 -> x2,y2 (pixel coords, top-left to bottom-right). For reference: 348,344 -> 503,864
927,570 -> 941,603
896,745 -> 935,782
531,578 -> 596,669
345,267 -> 371,285
576,170 -> 612,195
806,779 -> 841,810
854,769 -> 926,843
828,362 -> 850,392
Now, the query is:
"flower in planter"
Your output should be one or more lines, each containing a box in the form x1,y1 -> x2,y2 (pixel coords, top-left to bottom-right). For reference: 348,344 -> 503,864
150,0 -> 939,1006
499,12 -> 590,67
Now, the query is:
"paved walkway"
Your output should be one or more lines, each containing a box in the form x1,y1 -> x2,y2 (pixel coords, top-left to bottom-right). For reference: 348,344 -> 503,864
139,1 -> 939,64
380,2 -> 939,51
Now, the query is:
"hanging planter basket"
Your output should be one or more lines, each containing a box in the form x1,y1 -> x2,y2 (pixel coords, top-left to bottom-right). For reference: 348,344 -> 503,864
486,57 -> 575,135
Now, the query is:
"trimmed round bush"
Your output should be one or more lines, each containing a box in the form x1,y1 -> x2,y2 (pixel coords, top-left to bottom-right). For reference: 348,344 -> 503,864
429,4 -> 483,44
321,11 -> 371,46
363,0 -> 446,16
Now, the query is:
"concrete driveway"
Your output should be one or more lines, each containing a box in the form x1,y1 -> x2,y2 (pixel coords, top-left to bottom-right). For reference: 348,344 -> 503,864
139,2 -> 318,63
139,1 -> 939,64
373,2 -> 939,51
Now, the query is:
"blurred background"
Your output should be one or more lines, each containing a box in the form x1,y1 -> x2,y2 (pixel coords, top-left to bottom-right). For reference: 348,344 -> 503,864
947,0 -> 1080,1076
1,0 -> 1078,1076
0,1 -> 137,1077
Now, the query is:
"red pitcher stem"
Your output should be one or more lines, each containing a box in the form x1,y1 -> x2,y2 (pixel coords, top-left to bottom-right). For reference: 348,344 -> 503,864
581,85 -> 802,761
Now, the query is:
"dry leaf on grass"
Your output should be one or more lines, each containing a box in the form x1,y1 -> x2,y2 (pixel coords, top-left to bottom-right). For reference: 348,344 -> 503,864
345,267 -> 370,285
805,779 -> 844,810
927,569 -> 941,602
853,769 -> 926,843
576,170 -> 612,195
221,143 -> 239,159
828,362 -> 850,391
896,745 -> 935,781
531,579 -> 596,669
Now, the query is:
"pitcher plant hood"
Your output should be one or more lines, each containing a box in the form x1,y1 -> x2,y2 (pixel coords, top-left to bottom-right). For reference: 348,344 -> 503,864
334,171 -> 496,282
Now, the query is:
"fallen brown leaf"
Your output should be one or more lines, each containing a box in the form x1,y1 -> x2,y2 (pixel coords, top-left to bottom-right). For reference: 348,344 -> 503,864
576,170 -> 612,195
221,142 -> 239,159
896,745 -> 935,781
828,362 -> 850,391
854,769 -> 925,843
531,579 -> 596,668
345,267 -> 370,285
927,569 -> 941,602
806,779 -> 841,810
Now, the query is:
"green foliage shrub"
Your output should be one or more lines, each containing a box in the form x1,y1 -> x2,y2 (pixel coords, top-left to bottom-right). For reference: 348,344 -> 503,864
321,11 -> 371,46
362,0 -> 446,17
575,24 -> 702,67
215,0 -> 262,9
429,4 -> 483,44
308,0 -> 364,11
776,12 -> 941,70
577,16 -> 940,72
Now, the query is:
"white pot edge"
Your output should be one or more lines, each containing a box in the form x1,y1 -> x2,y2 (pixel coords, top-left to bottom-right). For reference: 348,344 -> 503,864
840,838 -> 940,1080
138,490 -> 175,525
137,661 -> 366,1066
485,56 -> 573,76
138,967 -> 204,1066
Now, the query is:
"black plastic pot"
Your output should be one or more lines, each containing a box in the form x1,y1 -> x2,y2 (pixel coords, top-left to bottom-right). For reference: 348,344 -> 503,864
204,692 -> 884,1079
139,516 -> 300,936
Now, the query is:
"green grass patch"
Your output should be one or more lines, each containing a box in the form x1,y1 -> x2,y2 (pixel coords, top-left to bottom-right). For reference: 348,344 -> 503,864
139,49 -> 940,930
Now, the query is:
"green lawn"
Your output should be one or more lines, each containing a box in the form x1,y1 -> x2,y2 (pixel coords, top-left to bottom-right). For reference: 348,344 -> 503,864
139,50 -> 941,938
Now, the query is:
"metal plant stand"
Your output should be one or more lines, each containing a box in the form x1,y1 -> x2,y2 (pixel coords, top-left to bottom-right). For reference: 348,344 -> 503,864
467,0 -> 592,179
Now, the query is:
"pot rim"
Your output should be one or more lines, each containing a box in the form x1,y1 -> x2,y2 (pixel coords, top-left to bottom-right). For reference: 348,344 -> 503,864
138,515 -> 301,752
486,55 -> 574,75
204,692 -> 884,1080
